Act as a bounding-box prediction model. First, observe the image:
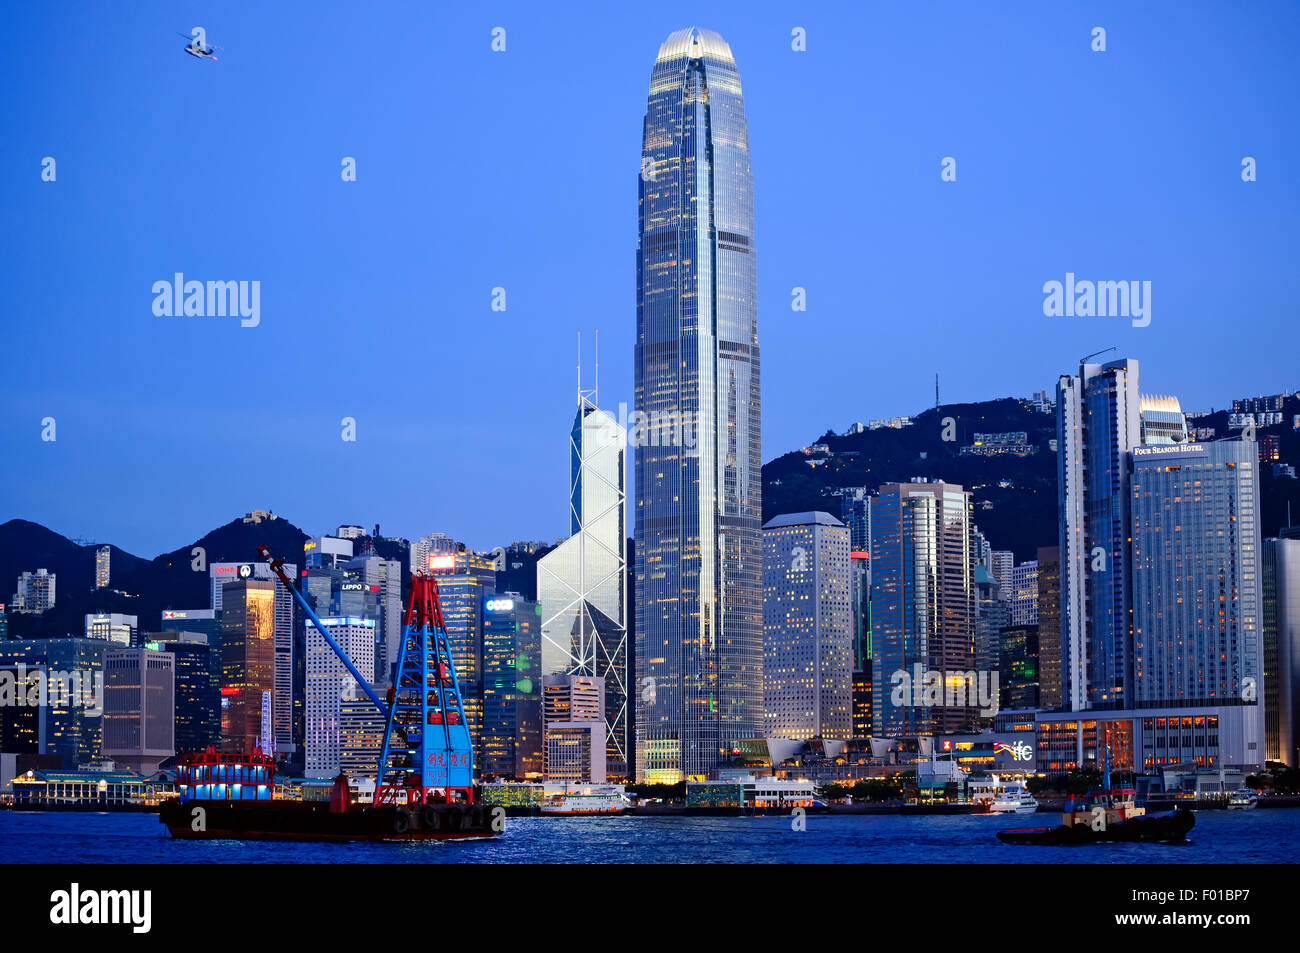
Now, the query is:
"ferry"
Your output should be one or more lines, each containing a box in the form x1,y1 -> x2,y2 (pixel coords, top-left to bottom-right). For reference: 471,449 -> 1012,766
540,784 -> 630,816
1227,788 -> 1259,810
987,781 -> 1039,814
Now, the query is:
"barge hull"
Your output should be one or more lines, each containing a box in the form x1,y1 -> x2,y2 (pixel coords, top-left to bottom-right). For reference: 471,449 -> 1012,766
160,799 -> 500,843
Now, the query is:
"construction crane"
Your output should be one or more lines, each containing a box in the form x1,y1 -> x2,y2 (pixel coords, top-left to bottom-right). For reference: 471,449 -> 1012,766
258,545 -> 476,807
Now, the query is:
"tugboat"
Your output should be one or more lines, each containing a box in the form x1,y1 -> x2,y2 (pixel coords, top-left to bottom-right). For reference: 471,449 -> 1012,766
997,738 -> 1193,845
996,786 -> 1194,844
160,548 -> 501,844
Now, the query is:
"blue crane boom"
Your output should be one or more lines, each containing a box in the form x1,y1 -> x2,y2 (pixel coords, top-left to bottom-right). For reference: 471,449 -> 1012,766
258,545 -> 388,716
258,545 -> 475,805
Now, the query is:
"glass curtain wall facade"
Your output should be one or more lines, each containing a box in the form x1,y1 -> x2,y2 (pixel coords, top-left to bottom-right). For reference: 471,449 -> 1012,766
1130,441 -> 1262,707
537,396 -> 627,778
219,579 -> 275,753
870,482 -> 977,736
634,27 -> 761,783
1056,359 -> 1141,711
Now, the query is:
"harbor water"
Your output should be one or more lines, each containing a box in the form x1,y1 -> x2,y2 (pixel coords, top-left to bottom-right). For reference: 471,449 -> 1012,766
3,806 -> 1297,864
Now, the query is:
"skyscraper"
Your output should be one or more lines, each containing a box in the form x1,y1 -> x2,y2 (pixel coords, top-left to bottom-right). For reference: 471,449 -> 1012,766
1266,535 -> 1300,765
1036,547 -> 1062,709
761,512 -> 853,741
1129,440 -> 1262,707
102,646 -> 175,774
1056,361 -> 1194,713
537,388 -> 628,779
151,631 -> 216,752
634,27 -> 761,783
481,593 -> 542,779
0,639 -> 105,767
870,481 -> 978,736
1056,359 -> 1141,710
429,548 -> 497,762
210,561 -> 296,752
305,617 -> 375,778
219,578 -> 276,753
345,554 -> 403,690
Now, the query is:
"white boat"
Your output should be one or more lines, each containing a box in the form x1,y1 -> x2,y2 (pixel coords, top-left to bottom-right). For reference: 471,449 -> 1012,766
988,781 -> 1039,814
539,784 -> 629,816
1227,788 -> 1258,810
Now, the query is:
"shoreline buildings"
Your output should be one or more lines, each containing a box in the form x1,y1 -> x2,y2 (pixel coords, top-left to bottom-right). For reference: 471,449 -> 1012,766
1054,358 -> 1264,771
634,27 -> 762,783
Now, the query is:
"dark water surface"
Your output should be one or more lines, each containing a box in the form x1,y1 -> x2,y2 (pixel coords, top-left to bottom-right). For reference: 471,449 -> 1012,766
3,807 -> 1297,864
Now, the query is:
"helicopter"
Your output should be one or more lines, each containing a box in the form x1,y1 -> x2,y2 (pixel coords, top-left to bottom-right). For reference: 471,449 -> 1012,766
178,32 -> 219,61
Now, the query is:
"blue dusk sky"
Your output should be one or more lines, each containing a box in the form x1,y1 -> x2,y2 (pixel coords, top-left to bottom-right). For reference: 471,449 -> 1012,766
2,1 -> 1297,557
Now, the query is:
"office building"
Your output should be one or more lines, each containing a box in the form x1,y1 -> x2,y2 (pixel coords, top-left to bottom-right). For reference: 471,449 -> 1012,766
0,639 -> 106,768
1008,560 -> 1039,626
340,699 -> 385,777
1000,624 -> 1040,711
305,617 -> 375,778
219,578 -> 276,753
543,674 -> 606,783
989,550 -> 1014,594
761,512 -> 852,741
851,670 -> 872,738
210,561 -> 296,752
102,646 -> 175,774
849,550 -> 871,671
537,390 -> 628,779
148,632 -> 216,752
304,535 -> 353,568
481,594 -> 542,779
974,565 -> 1006,682
85,613 -> 137,647
635,27 -> 762,783
1036,547 -> 1062,709
160,609 -> 220,720
430,548 -> 497,761
871,481 -> 978,736
345,555 -> 403,690
839,488 -> 872,552
1266,536 -> 1300,765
